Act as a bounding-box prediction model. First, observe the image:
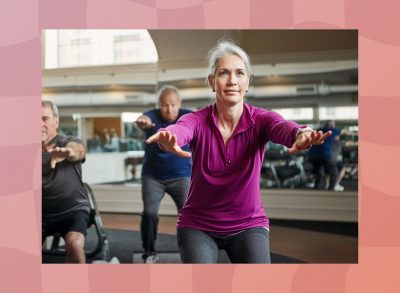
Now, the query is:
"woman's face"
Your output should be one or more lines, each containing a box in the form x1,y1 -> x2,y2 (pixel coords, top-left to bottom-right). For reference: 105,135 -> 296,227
209,54 -> 249,106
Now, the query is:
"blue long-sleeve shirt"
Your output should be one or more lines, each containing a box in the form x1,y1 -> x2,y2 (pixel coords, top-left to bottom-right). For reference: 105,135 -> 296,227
141,108 -> 192,179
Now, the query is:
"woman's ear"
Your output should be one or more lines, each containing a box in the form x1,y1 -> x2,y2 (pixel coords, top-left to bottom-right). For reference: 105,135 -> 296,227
208,75 -> 215,92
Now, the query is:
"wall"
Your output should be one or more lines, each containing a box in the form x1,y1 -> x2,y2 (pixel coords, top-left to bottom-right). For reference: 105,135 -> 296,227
91,184 -> 358,222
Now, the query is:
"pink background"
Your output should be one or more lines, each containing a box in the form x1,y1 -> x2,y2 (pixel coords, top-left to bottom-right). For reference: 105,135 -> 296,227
1,0 -> 399,292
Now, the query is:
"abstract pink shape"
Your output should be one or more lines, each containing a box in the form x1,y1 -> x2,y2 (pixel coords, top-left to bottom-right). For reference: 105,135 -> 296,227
0,191 -> 41,256
0,0 -> 39,47
0,248 -> 41,293
148,265 -> 193,293
129,0 -> 156,8
293,0 -> 345,28
360,97 -> 400,146
232,265 -> 299,293
39,0 -> 87,27
359,36 -> 400,97
88,266 -> 150,292
0,97 -> 40,147
204,0 -> 250,28
0,39 -> 41,96
87,0 -> 158,27
157,5 -> 205,28
359,184 -> 400,246
249,0 -> 293,28
42,265 -> 90,293
360,140 -> 400,196
292,265 -> 351,293
155,0 -> 204,9
192,265 -> 236,293
293,21 -> 342,29
34,189 -> 42,248
346,247 -> 400,292
33,148 -> 42,190
0,144 -> 39,197
345,0 -> 400,46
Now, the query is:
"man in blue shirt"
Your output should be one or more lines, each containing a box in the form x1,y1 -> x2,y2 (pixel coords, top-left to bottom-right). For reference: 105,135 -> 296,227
308,120 -> 341,190
136,85 -> 191,263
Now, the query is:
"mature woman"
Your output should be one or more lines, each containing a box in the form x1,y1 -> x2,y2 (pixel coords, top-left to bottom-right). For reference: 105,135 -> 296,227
147,41 -> 331,263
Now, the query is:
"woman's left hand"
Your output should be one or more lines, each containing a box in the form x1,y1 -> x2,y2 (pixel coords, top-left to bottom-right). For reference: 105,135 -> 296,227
146,130 -> 191,158
287,130 -> 332,154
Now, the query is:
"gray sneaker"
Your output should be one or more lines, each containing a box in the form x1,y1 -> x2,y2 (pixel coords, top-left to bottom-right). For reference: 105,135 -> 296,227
334,184 -> 345,192
144,254 -> 159,264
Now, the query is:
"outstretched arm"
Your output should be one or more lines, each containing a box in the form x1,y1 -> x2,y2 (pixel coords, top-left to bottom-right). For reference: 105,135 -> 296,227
136,115 -> 155,130
146,130 -> 191,158
287,130 -> 332,154
47,141 -> 86,168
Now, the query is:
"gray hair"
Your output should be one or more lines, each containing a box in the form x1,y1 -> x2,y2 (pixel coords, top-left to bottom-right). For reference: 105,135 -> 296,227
42,99 -> 59,118
157,85 -> 181,104
207,40 -> 251,86
324,120 -> 335,129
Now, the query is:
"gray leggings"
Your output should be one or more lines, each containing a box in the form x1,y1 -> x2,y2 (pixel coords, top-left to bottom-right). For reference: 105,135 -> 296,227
141,176 -> 190,255
177,227 -> 271,264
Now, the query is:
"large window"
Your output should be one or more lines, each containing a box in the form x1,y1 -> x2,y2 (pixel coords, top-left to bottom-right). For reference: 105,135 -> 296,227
44,30 -> 158,69
272,107 -> 314,121
319,106 -> 358,120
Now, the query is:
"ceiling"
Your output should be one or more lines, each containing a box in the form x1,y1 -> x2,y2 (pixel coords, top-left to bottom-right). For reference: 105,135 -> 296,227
149,30 -> 357,69
42,30 -> 358,111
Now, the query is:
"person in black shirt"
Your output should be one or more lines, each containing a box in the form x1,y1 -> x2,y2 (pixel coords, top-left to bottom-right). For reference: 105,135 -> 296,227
42,100 -> 89,263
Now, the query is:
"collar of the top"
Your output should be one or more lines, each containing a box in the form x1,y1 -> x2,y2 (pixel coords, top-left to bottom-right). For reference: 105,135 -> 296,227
210,102 -> 255,135
47,134 -> 60,146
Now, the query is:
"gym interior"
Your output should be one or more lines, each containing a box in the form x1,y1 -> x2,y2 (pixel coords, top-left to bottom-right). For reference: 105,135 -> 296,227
42,29 -> 358,264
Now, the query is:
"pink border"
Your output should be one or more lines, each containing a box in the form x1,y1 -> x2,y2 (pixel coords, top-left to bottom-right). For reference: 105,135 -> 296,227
1,0 -> 399,292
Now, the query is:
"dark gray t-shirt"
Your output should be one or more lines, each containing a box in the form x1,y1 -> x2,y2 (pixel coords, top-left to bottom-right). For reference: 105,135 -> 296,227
42,135 -> 89,216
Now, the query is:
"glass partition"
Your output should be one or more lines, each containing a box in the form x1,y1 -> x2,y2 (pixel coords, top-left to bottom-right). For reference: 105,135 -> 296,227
261,124 -> 358,192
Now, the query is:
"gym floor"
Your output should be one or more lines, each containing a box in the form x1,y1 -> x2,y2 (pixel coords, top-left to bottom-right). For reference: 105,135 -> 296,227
101,213 -> 358,263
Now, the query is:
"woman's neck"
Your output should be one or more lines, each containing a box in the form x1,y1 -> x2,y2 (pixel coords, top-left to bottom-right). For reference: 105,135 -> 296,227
215,100 -> 244,131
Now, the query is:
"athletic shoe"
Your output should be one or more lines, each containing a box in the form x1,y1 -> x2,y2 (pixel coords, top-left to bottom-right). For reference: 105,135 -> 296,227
144,254 -> 159,264
334,184 -> 344,192
306,182 -> 315,188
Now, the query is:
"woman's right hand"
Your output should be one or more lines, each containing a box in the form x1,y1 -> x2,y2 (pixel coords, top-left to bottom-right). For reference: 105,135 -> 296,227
146,130 -> 191,158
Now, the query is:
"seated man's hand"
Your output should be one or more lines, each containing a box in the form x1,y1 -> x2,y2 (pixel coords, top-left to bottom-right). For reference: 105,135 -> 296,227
47,147 -> 72,168
47,142 -> 85,168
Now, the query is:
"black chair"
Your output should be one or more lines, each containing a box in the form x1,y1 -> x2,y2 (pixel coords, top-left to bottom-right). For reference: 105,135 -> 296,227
342,144 -> 358,180
42,183 -> 109,262
263,143 -> 307,188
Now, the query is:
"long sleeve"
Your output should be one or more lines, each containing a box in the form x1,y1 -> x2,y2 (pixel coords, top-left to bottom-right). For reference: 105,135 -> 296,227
161,112 -> 200,147
256,110 -> 306,147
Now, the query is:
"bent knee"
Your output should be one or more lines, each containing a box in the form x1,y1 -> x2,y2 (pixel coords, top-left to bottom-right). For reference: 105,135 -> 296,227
65,233 -> 85,252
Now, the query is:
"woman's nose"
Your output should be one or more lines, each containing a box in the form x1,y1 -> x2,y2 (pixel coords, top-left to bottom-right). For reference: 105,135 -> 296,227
228,74 -> 237,85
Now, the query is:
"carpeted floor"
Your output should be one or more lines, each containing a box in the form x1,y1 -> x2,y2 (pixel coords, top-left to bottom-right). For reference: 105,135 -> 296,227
43,228 -> 305,264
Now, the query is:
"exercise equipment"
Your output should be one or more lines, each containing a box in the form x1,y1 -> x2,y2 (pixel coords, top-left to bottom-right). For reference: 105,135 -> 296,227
42,183 -> 110,262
